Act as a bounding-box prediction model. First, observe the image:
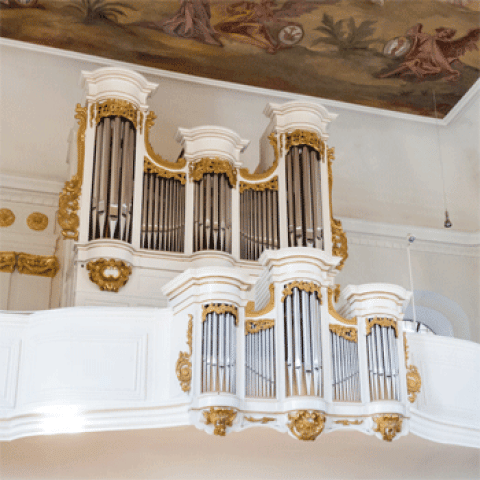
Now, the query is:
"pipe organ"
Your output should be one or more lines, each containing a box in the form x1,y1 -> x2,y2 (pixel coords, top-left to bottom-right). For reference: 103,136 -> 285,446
56,67 -> 418,443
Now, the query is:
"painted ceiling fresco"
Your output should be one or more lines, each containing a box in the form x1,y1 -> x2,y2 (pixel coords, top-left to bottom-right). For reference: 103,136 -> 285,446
1,0 -> 479,117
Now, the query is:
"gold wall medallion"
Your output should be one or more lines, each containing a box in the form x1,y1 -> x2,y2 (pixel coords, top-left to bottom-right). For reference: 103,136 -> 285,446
176,315 -> 193,393
404,335 -> 422,403
281,281 -> 322,303
86,258 -> 132,292
17,253 -> 59,278
287,410 -> 326,441
244,416 -> 275,424
0,252 -> 16,273
334,419 -> 363,426
327,288 -> 357,325
189,157 -> 237,187
144,158 -> 186,184
91,99 -> 139,129
245,284 -> 275,317
329,324 -> 358,343
239,176 -> 278,193
144,111 -> 186,170
365,318 -> 398,337
245,319 -> 275,335
285,130 -> 325,156
59,104 -> 87,240
26,212 -> 48,231
0,208 -> 15,227
239,132 -> 279,181
202,304 -> 238,324
203,407 -> 237,436
373,414 -> 403,442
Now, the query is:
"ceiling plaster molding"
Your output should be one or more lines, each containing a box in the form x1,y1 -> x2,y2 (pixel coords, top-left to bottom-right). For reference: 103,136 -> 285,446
1,38 -> 469,127
442,79 -> 480,125
341,217 -> 480,258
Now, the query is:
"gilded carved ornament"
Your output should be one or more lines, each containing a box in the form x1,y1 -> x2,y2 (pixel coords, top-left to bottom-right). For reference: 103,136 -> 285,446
144,111 -> 186,170
239,132 -> 279,181
373,414 -> 403,442
404,334 -> 422,403
202,304 -> 238,325
287,410 -> 326,441
90,99 -> 139,130
327,288 -> 357,326
16,253 -> 59,278
239,176 -> 278,194
0,208 -> 15,227
329,324 -> 358,343
281,281 -> 322,303
27,212 -> 48,231
245,284 -> 275,317
176,315 -> 193,393
86,258 -> 132,292
0,252 -> 16,273
189,157 -> 237,188
59,105 -> 87,241
244,416 -> 275,424
144,157 -> 186,185
204,407 -> 237,436
245,319 -> 275,335
365,318 -> 398,337
334,419 -> 363,426
285,130 -> 325,156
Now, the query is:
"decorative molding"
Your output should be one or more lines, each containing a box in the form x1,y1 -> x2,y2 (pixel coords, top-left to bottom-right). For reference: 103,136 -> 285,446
334,419 -> 363,426
329,325 -> 357,343
144,157 -> 186,185
366,318 -> 398,337
0,252 -> 16,273
244,416 -> 275,424
189,157 -> 237,188
239,176 -> 278,193
26,212 -> 48,231
203,407 -> 237,436
281,281 -> 322,303
86,258 -> 132,292
245,284 -> 275,317
373,414 -> 403,442
239,132 -> 279,181
202,304 -> 238,325
285,130 -> 325,156
16,253 -> 59,277
58,104 -> 87,241
287,410 -> 326,441
176,315 -> 193,393
404,334 -> 422,403
245,319 -> 274,335
144,111 -> 186,170
90,99 -> 138,129
0,208 -> 15,227
327,288 -> 357,325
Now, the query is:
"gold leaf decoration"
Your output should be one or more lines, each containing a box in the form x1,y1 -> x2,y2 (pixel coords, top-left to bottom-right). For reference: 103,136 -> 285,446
245,319 -> 275,335
0,252 -> 16,273
86,258 -> 132,292
189,157 -> 237,188
287,410 -> 326,441
245,284 -> 275,317
176,315 -> 193,393
17,253 -> 59,278
239,176 -> 278,193
202,304 -> 238,324
144,157 -> 186,184
0,209 -> 15,227
244,417 -> 275,424
373,414 -> 402,442
285,130 -> 325,156
404,334 -> 422,403
26,212 -> 48,231
204,407 -> 237,436
329,324 -> 358,343
239,132 -> 279,181
327,288 -> 357,325
365,318 -> 398,337
281,281 -> 322,303
334,419 -> 363,426
91,99 -> 138,129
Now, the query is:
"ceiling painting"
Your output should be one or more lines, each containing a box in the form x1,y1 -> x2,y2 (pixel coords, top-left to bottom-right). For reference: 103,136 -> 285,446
1,0 -> 479,117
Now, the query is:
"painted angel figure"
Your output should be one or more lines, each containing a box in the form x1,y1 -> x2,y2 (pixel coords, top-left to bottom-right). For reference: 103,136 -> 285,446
380,24 -> 480,82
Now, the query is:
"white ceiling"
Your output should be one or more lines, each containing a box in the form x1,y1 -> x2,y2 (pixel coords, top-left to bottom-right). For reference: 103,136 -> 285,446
0,40 -> 479,232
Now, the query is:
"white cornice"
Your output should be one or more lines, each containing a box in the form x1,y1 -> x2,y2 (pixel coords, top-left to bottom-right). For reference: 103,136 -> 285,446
1,38 -> 473,127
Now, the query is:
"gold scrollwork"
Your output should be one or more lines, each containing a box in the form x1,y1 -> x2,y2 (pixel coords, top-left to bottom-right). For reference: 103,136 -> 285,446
245,319 -> 275,335
204,407 -> 237,436
244,416 -> 275,424
366,318 -> 398,337
190,157 -> 237,188
202,304 -> 239,325
281,281 -> 322,303
0,208 -> 15,227
239,176 -> 278,194
239,132 -> 279,181
285,130 -> 325,156
287,410 -> 326,441
59,104 -> 87,240
86,258 -> 132,292
144,111 -> 186,170
245,284 -> 275,317
176,315 -> 193,393
329,324 -> 358,343
333,284 -> 341,303
17,253 -> 59,278
144,157 -> 186,185
373,414 -> 403,442
27,212 -> 48,231
327,288 -> 357,325
404,334 -> 422,403
334,419 -> 363,426
0,252 -> 16,273
91,99 -> 139,129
